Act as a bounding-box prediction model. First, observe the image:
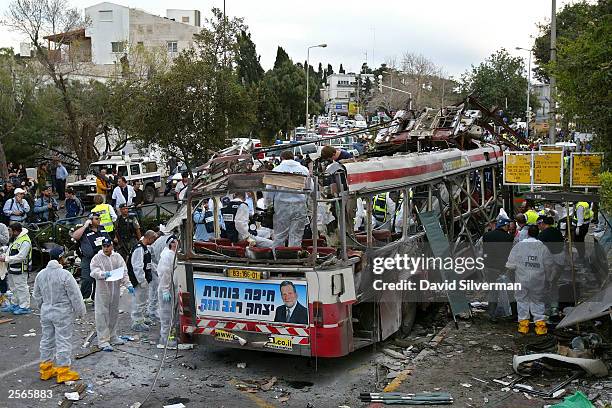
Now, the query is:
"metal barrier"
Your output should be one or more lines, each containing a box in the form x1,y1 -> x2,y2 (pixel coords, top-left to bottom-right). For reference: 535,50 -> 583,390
25,203 -> 177,254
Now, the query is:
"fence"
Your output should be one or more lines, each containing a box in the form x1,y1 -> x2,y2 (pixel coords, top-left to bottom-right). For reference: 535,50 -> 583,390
25,202 -> 178,267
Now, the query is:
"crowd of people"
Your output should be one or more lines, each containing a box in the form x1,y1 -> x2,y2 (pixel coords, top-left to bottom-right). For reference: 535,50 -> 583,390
482,199 -> 596,336
0,160 -> 178,383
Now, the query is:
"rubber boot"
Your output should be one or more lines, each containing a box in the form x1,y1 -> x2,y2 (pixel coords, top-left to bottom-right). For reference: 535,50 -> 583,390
39,361 -> 57,381
535,320 -> 548,335
56,366 -> 80,383
518,320 -> 530,334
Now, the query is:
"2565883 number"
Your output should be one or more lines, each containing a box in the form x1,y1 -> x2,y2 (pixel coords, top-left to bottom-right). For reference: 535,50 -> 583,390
8,389 -> 53,399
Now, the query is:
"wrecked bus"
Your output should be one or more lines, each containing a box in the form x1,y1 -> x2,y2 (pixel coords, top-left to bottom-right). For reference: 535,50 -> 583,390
172,138 -> 505,357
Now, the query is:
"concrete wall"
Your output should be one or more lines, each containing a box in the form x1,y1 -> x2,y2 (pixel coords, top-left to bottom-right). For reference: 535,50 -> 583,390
129,8 -> 200,58
166,9 -> 201,27
85,2 -> 130,65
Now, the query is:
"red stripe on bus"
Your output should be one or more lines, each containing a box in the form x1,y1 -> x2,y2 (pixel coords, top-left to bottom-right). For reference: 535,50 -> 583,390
348,162 -> 444,185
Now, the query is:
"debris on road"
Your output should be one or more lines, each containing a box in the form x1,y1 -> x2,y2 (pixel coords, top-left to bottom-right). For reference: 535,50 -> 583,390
64,392 -> 80,401
236,362 -> 246,369
178,343 -> 194,350
359,392 -> 453,404
261,377 -> 277,391
0,318 -> 14,324
22,332 -> 35,337
163,404 -> 186,408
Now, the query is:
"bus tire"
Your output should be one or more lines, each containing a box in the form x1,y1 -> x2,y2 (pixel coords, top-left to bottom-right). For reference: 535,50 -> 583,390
144,184 -> 157,204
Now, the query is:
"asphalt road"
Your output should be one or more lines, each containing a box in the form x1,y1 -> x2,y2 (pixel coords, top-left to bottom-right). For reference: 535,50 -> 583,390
0,287 -> 381,408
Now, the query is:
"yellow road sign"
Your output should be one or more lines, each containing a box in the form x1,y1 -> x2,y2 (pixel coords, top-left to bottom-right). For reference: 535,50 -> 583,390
533,152 -> 563,185
503,152 -> 531,185
571,153 -> 603,188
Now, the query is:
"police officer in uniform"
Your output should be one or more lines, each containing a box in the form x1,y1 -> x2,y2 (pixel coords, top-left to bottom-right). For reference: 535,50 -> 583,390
221,192 -> 250,244
372,192 -> 396,229
70,212 -> 111,303
0,223 -> 33,314
115,203 -> 142,260
127,230 -> 156,332
573,201 -> 592,260
193,199 -> 225,242
91,194 -> 117,234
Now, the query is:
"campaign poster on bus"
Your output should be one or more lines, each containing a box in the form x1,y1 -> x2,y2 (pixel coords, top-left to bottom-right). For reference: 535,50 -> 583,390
194,275 -> 309,325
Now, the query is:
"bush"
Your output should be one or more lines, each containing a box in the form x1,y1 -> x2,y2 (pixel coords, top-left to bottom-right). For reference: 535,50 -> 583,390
600,171 -> 612,215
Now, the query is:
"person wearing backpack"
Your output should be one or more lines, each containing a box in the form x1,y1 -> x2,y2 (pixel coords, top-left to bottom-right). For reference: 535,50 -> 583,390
3,188 -> 30,223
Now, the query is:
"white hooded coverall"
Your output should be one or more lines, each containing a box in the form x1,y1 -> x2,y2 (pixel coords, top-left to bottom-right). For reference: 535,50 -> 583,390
157,246 -> 177,344
506,237 -> 554,322
265,159 -> 311,248
33,260 -> 86,366
130,244 -> 150,325
90,250 -> 131,347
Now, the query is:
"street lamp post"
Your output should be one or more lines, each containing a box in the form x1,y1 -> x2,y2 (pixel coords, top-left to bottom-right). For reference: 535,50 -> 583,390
516,47 -> 532,139
306,43 -> 327,129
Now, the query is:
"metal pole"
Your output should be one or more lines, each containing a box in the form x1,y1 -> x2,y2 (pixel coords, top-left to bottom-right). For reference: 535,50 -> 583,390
526,50 -> 531,139
306,47 -> 310,129
548,0 -> 557,143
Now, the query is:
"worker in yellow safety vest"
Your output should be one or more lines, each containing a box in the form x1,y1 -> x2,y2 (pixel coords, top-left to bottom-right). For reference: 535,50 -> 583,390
573,201 -> 592,259
91,194 -> 117,233
524,201 -> 539,225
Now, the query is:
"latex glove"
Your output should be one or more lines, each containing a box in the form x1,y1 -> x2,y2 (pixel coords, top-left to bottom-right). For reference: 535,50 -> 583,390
162,291 -> 171,303
127,286 -> 135,295
104,271 -> 112,278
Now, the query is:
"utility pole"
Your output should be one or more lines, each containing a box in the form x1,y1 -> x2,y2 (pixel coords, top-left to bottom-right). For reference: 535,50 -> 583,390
548,0 -> 557,143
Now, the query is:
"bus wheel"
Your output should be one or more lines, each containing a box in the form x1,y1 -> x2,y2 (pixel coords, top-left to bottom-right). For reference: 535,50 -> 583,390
400,302 -> 417,337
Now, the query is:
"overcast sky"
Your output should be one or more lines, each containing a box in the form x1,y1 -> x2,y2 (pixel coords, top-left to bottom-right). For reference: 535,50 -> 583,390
0,0 -> 569,78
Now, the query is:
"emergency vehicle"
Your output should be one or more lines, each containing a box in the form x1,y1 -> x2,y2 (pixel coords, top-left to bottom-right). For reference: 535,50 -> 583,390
67,153 -> 162,204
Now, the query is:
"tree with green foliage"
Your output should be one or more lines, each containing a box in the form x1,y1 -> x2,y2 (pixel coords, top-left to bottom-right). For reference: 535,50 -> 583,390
236,30 -> 263,86
274,47 -> 291,69
122,9 -> 255,171
0,48 -> 42,177
548,9 -> 611,163
533,1 -> 601,82
460,48 -> 537,120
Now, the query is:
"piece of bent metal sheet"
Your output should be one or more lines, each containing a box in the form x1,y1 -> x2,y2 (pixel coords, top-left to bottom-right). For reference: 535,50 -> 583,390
556,281 -> 612,329
513,353 -> 609,377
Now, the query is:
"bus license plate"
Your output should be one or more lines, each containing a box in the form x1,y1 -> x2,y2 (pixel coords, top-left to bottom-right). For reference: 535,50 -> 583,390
214,329 -> 236,342
266,335 -> 293,351
227,269 -> 262,280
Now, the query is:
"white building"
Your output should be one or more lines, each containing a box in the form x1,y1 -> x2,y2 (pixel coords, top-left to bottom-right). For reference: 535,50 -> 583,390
85,2 -> 200,65
322,73 -> 375,115
532,83 -> 550,123
166,9 -> 201,27
43,2 -> 200,76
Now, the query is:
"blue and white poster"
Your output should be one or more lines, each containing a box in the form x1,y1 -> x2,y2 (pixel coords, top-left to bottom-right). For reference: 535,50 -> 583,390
194,276 -> 309,325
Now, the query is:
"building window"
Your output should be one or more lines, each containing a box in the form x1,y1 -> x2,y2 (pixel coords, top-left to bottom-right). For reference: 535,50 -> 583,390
182,16 -> 190,23
99,10 -> 113,22
111,42 -> 124,53
167,41 -> 178,53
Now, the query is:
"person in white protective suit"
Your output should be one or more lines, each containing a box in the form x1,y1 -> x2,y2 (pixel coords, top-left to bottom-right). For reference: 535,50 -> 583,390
265,150 -> 311,248
33,247 -> 86,383
90,238 -> 134,351
506,225 -> 554,335
149,225 -> 175,320
128,230 -> 157,332
157,236 -> 179,348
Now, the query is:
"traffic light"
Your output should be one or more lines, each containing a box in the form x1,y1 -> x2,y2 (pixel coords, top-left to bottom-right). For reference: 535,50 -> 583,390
377,75 -> 383,93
